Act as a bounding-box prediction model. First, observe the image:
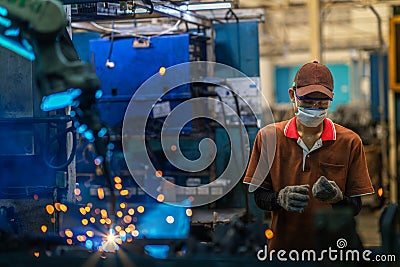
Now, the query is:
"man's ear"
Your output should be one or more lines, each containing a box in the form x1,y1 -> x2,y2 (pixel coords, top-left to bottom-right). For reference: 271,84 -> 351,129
288,88 -> 295,103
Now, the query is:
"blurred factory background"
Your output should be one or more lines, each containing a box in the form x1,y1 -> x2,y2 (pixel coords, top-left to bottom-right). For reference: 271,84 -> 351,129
0,0 -> 399,266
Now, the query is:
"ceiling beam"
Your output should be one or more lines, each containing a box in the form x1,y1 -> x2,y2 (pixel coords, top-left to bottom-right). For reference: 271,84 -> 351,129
137,3 -> 213,27
240,0 -> 400,10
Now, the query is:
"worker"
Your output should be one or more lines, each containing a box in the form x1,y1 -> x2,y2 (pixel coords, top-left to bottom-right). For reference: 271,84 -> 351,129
244,61 -> 374,251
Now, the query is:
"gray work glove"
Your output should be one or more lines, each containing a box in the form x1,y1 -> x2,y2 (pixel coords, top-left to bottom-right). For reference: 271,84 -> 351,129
312,176 -> 343,204
277,184 -> 310,213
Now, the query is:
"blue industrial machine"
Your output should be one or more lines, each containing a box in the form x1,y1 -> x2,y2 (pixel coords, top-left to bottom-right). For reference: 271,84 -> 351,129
0,47 -> 65,190
370,53 -> 389,121
74,34 -> 198,205
71,28 -> 266,233
90,34 -> 191,126
0,46 -> 71,236
214,21 -> 260,77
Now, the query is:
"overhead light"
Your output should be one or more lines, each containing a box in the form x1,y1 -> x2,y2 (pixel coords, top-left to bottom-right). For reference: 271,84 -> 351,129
134,7 -> 150,14
179,2 -> 232,11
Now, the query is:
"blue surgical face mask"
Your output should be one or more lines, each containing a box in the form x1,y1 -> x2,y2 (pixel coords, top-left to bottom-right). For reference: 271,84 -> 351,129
293,99 -> 328,127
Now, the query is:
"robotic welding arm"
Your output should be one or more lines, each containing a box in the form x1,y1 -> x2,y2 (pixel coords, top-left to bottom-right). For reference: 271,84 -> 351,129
0,0 -> 104,135
0,0 -> 100,94
0,0 -> 116,213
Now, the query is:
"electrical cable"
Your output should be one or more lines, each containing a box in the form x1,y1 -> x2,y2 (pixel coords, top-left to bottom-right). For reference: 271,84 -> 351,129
231,91 -> 251,222
213,88 -> 249,218
105,20 -> 115,68
206,84 -> 253,221
87,20 -> 181,39
42,126 -> 77,170
224,9 -> 239,23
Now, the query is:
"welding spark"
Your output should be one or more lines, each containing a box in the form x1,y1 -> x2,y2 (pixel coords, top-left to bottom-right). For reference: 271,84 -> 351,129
99,231 -> 120,253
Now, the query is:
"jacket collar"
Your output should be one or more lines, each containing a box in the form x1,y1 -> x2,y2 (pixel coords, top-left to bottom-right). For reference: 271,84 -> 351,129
283,117 -> 336,141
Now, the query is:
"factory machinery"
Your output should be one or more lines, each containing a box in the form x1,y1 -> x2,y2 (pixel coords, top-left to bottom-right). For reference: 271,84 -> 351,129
0,0 -> 398,266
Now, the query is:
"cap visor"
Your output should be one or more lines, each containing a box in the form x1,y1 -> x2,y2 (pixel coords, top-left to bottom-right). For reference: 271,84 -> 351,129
296,85 -> 334,99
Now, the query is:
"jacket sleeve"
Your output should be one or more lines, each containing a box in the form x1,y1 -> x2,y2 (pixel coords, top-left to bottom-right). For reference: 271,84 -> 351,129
332,195 -> 362,216
254,186 -> 281,211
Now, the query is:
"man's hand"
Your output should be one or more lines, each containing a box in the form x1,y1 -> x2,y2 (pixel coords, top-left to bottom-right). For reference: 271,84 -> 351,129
312,176 -> 343,204
277,184 -> 310,213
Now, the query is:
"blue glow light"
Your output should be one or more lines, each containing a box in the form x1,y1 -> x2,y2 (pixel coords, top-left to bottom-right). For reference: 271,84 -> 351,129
71,100 -> 80,107
71,88 -> 82,97
97,127 -> 107,137
0,6 -> 8,16
0,16 -> 11,27
4,28 -> 20,37
21,38 -> 33,51
95,90 -> 103,99
40,88 -> 82,111
135,199 -> 191,239
70,110 -> 76,117
107,143 -> 115,150
85,240 -> 93,250
83,130 -> 95,142
0,35 -> 35,60
77,124 -> 88,134
144,245 -> 170,259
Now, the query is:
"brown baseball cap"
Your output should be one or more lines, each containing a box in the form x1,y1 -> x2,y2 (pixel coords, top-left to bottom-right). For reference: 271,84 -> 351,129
293,61 -> 334,99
